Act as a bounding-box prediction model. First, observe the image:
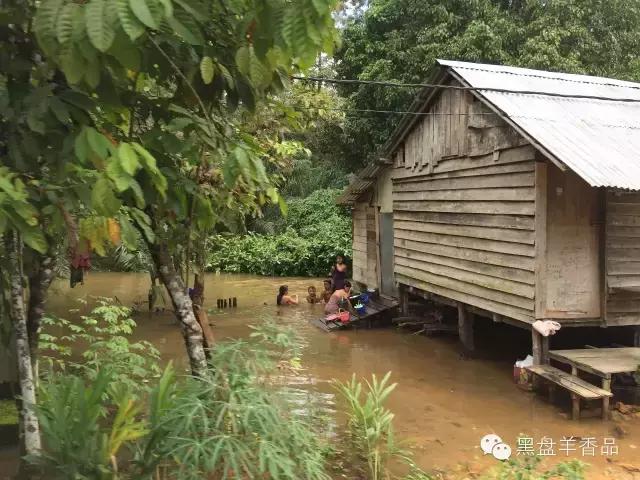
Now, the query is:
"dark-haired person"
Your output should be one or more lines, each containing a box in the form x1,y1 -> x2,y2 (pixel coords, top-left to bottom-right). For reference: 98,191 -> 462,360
331,261 -> 348,292
276,285 -> 298,306
324,281 -> 355,315
319,279 -> 333,303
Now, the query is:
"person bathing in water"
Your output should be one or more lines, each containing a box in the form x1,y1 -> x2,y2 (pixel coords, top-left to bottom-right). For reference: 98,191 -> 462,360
319,279 -> 332,303
325,281 -> 355,315
277,285 -> 298,306
306,286 -> 320,304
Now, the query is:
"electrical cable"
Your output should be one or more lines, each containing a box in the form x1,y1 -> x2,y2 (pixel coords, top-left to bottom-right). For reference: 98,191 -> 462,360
291,75 -> 640,104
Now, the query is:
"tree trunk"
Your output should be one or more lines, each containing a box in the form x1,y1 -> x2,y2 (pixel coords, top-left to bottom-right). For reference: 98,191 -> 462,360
26,252 -> 55,383
149,239 -> 207,376
4,232 -> 41,458
192,273 -> 215,350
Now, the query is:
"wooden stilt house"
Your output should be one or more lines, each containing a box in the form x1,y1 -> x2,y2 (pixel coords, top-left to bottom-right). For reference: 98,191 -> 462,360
338,60 -> 640,358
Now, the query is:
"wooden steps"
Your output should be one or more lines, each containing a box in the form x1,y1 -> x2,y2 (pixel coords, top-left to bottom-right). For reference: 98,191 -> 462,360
526,365 -> 612,420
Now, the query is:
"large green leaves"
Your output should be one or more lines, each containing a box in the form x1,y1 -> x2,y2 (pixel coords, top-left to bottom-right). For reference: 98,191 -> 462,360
129,0 -> 162,29
86,0 -> 116,52
117,0 -> 145,40
92,176 -> 122,216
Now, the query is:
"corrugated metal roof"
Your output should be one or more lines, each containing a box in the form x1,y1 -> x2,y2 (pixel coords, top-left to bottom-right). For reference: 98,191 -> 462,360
336,160 -> 389,204
439,60 -> 640,190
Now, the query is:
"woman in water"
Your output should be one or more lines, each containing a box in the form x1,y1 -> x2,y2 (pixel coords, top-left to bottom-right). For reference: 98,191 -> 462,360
325,281 -> 355,315
277,285 -> 298,306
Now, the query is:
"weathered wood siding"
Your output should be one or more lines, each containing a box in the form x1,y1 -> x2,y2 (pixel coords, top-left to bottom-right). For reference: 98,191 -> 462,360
605,190 -> 640,325
392,86 -> 537,323
352,202 -> 379,288
539,166 -> 602,319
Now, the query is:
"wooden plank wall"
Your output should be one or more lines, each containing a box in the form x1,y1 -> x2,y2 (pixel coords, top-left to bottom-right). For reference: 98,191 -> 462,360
605,190 -> 640,326
352,202 -> 379,288
542,166 -> 601,319
392,85 -> 537,324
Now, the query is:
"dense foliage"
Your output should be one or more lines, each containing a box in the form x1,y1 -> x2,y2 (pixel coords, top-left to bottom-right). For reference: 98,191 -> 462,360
32,301 -> 332,479
334,0 -> 640,166
208,189 -> 351,276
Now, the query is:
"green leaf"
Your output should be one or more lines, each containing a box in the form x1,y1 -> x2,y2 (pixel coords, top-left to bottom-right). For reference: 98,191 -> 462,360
200,56 -> 214,84
217,63 -> 234,89
106,160 -> 133,192
129,0 -> 161,29
86,0 -> 116,52
311,0 -> 329,14
116,0 -> 145,40
56,2 -> 80,44
166,117 -> 192,132
157,0 -> 173,17
167,9 -> 203,45
34,0 -> 64,56
87,128 -> 112,159
92,177 -> 122,216
131,143 -> 167,196
249,52 -> 271,89
22,227 -> 48,254
60,45 -> 86,84
130,208 -> 154,243
235,46 -> 250,74
49,97 -> 71,124
118,143 -> 140,175
74,129 -> 89,163
118,214 -> 138,249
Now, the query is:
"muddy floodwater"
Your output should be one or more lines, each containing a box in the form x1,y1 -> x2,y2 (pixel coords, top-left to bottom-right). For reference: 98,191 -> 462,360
9,272 -> 640,478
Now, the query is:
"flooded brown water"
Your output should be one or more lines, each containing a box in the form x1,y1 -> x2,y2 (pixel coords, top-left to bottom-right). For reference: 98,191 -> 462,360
4,272 -> 640,479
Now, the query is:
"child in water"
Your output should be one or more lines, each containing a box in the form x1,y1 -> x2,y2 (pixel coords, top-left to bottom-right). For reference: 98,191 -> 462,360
306,286 -> 320,304
320,279 -> 333,303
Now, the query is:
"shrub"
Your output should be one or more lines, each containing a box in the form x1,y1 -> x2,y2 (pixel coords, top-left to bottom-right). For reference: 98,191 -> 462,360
32,306 -> 332,480
39,298 -> 162,395
208,189 -> 352,277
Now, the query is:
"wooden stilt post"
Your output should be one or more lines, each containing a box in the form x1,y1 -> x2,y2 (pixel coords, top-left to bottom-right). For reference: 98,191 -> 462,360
541,336 -> 550,364
232,297 -> 237,308
399,284 -> 409,316
532,329 -> 543,365
602,376 -> 611,420
634,326 -> 640,347
223,299 -> 227,308
571,394 -> 580,420
228,298 -> 232,308
457,303 -> 475,352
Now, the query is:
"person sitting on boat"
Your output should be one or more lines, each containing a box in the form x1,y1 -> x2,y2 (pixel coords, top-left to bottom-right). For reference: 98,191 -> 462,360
325,281 -> 355,315
331,261 -> 348,292
319,279 -> 333,303
277,285 -> 298,306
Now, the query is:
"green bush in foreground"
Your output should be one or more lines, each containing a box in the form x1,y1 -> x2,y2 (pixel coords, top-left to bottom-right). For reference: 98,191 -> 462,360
31,300 -> 330,479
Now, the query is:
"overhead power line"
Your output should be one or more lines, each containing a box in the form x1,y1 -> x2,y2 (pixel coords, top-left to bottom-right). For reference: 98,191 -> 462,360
291,75 -> 640,104
296,105 -> 640,130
